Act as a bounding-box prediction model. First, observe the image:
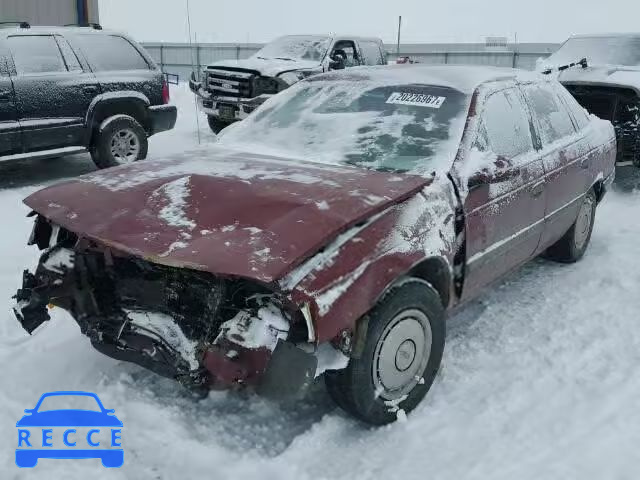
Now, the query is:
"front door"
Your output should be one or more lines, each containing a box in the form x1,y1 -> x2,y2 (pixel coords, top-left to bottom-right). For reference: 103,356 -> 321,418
6,34 -> 100,152
456,86 -> 547,300
0,44 -> 20,156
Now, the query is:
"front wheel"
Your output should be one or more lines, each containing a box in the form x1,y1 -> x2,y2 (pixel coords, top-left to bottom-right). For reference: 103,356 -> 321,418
545,189 -> 597,263
207,116 -> 233,134
91,115 -> 148,169
325,279 -> 445,425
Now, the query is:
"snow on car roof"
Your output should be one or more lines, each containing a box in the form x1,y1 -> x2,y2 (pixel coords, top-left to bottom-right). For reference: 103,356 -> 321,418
568,32 -> 640,39
308,64 -> 543,94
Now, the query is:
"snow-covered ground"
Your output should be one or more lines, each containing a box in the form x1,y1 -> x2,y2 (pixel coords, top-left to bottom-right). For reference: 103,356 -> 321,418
1,84 -> 638,479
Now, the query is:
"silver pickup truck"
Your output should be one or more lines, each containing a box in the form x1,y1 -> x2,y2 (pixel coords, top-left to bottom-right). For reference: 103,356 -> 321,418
189,34 -> 386,133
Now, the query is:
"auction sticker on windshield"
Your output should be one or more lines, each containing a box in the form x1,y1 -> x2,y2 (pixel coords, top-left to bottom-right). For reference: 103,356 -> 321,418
386,92 -> 446,108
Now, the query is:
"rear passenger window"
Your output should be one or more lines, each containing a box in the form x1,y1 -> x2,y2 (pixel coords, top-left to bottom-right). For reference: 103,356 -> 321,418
79,35 -> 149,71
553,83 -> 590,130
55,37 -> 82,72
480,89 -> 534,159
523,85 -> 576,144
8,35 -> 66,75
360,41 -> 385,66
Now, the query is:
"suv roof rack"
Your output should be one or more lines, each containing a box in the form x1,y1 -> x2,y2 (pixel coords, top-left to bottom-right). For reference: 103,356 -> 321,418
0,21 -> 31,29
64,23 -> 102,30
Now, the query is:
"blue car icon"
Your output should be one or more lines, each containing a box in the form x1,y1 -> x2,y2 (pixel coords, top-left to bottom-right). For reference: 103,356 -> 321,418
16,391 -> 123,468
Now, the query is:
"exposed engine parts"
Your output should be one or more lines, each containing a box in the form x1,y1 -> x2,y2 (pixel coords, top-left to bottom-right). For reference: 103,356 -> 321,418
565,85 -> 640,166
13,218 -> 318,396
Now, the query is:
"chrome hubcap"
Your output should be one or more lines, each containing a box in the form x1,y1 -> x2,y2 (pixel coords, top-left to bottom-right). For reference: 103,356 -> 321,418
574,196 -> 594,250
372,309 -> 432,400
110,128 -> 140,164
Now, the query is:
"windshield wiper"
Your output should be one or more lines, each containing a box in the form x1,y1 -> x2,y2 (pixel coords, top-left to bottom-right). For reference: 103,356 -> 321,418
542,57 -> 589,75
255,56 -> 270,60
274,57 -> 296,61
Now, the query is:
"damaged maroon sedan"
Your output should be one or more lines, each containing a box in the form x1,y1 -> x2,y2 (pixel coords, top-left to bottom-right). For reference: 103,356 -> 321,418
13,66 -> 616,424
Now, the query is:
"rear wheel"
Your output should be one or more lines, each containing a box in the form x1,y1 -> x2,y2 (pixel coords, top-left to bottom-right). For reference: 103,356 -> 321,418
325,279 -> 445,425
545,189 -> 597,263
91,115 -> 148,169
207,116 -> 233,134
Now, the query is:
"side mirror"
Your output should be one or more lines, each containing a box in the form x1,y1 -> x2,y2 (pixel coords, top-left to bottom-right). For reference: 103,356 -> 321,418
23,409 -> 34,414
188,71 -> 202,93
467,156 -> 519,190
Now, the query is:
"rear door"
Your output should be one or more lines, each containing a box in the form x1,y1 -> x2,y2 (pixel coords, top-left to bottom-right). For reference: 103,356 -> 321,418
458,85 -> 547,300
73,33 -> 162,105
0,39 -> 21,155
520,82 -> 590,251
7,33 -> 100,151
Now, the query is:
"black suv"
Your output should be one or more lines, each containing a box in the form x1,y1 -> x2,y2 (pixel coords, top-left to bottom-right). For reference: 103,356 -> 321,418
0,23 -> 177,169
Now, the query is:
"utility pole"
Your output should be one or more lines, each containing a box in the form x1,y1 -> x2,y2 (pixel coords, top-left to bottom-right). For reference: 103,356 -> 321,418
396,16 -> 402,58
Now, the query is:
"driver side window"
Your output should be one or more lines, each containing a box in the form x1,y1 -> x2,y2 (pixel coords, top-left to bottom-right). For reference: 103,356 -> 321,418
330,40 -> 361,68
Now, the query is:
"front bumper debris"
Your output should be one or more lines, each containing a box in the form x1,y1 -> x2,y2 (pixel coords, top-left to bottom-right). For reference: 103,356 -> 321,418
13,223 -> 318,398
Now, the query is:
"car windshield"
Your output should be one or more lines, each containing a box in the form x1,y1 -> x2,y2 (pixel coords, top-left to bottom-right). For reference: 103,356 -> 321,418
219,77 -> 470,174
253,35 -> 332,62
546,36 -> 640,67
36,395 -> 102,412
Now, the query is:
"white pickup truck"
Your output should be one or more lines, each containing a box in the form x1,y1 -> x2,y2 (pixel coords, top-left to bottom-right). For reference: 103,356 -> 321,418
189,35 -> 386,133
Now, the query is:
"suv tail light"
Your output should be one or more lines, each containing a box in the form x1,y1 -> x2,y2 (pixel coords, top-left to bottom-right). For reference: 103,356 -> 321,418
162,77 -> 170,104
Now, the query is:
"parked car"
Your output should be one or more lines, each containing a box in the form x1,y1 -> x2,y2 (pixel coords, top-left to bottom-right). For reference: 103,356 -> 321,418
0,23 -> 177,169
13,65 -> 615,425
539,33 -> 640,178
188,34 -> 386,133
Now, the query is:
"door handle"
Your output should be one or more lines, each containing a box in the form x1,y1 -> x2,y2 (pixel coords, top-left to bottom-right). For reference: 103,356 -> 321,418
580,157 -> 591,170
531,181 -> 545,198
83,86 -> 98,94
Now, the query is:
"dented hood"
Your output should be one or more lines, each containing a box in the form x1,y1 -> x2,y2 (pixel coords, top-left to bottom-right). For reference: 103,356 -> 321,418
24,147 -> 428,283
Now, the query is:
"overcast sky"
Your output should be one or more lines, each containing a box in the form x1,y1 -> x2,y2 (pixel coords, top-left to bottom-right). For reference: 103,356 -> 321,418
99,0 -> 638,44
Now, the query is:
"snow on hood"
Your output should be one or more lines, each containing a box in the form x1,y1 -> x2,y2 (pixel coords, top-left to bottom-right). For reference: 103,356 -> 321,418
23,146 -> 429,284
207,57 -> 321,78
552,65 -> 640,92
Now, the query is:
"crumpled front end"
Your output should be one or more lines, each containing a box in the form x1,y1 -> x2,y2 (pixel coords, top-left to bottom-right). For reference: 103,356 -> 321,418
14,216 -> 319,399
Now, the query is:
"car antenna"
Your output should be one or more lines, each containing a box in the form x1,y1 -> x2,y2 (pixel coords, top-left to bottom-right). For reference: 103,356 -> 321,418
186,0 -> 201,145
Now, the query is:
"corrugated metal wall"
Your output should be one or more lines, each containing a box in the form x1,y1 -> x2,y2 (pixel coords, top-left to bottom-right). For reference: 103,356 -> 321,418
142,42 -> 560,81
0,0 -> 99,25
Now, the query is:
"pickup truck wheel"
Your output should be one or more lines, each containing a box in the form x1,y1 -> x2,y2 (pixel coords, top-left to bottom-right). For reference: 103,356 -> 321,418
91,115 -> 148,169
325,279 -> 445,425
207,116 -> 232,134
545,189 -> 597,263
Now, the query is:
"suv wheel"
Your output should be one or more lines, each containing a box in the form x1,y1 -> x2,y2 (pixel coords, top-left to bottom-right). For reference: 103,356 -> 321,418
91,115 -> 148,169
545,189 -> 597,263
207,116 -> 233,134
325,279 -> 445,425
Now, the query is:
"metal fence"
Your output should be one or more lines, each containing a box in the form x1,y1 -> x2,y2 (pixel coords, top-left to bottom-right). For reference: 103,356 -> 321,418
141,42 -> 561,81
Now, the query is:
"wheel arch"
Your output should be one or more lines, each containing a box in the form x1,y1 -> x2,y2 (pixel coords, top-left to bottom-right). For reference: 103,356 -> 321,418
85,92 -> 151,146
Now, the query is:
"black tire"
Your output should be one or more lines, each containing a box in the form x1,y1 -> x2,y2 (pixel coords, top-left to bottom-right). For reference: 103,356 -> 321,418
91,115 -> 148,169
325,279 -> 446,425
545,189 -> 597,263
207,116 -> 233,134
